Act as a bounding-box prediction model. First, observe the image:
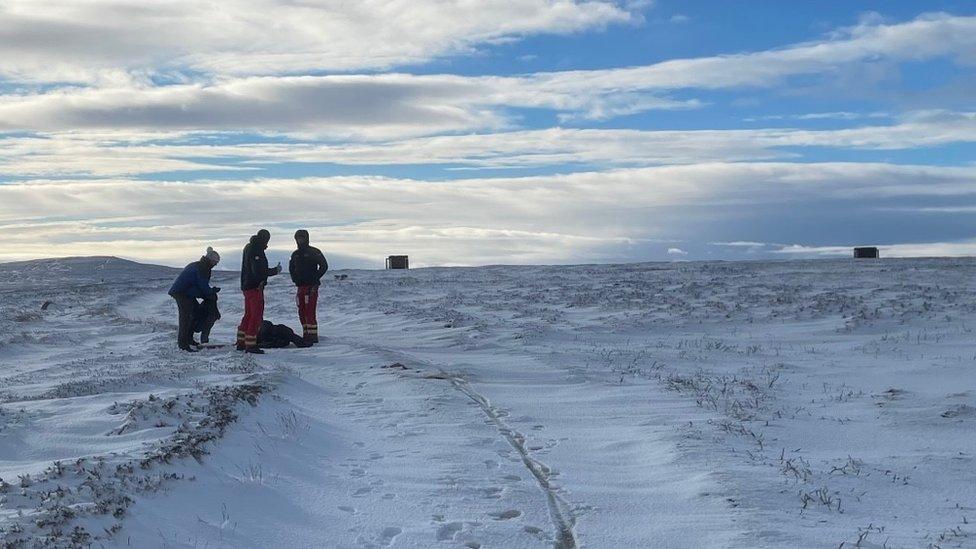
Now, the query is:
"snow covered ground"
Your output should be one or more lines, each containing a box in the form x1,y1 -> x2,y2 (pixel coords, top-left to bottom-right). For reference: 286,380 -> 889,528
1,256 -> 974,548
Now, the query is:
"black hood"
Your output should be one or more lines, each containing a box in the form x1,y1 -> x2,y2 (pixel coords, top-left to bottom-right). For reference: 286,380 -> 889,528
295,229 -> 310,249
251,233 -> 269,250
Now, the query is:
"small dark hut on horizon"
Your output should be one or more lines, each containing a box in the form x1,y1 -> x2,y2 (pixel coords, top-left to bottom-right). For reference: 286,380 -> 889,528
386,255 -> 409,269
853,247 -> 879,259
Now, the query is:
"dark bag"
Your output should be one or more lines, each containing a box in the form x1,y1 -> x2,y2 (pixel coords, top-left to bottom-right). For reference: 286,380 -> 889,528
192,295 -> 221,343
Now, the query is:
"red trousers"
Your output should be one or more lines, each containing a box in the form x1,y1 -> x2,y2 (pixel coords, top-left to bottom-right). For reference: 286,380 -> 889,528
296,285 -> 318,340
237,288 -> 265,348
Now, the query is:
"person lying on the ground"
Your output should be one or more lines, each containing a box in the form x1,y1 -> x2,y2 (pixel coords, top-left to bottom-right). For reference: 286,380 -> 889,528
168,247 -> 221,352
192,294 -> 221,344
257,320 -> 311,349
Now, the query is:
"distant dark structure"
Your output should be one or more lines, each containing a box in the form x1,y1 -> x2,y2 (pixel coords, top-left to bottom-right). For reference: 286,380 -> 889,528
385,255 -> 409,269
853,247 -> 879,259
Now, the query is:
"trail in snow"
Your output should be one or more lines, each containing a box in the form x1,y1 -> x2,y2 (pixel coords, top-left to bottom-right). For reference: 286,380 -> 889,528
446,373 -> 578,549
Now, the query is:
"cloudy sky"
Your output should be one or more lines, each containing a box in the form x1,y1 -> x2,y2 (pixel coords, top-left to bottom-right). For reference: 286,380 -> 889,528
2,1 -> 975,268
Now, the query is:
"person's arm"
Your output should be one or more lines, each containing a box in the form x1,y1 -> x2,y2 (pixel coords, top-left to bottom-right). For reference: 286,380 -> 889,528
315,250 -> 329,280
289,253 -> 299,285
241,245 -> 254,287
253,251 -> 278,280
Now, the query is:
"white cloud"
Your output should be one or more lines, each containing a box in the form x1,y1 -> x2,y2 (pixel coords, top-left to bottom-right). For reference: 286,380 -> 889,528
4,112 -> 974,178
667,247 -> 688,255
0,73 -> 705,136
2,162 -> 973,266
0,0 -> 635,83
525,13 -> 976,92
0,14 -> 973,133
708,241 -> 771,248
0,75 -> 508,137
745,111 -> 891,122
0,9 -> 972,267
774,241 -> 976,258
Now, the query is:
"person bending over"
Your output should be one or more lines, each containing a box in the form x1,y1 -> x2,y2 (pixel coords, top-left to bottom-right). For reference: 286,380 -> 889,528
168,247 -> 221,352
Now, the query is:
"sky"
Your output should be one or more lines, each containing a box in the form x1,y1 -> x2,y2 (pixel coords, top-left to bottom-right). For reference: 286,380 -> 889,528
1,1 -> 975,268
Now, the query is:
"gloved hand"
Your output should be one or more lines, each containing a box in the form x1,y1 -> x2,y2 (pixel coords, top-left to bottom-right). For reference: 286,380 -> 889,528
213,287 -> 221,293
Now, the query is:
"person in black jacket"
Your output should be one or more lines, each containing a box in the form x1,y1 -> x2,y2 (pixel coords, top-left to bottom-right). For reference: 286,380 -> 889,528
289,229 -> 329,344
236,229 -> 281,354
257,320 -> 311,349
168,247 -> 221,352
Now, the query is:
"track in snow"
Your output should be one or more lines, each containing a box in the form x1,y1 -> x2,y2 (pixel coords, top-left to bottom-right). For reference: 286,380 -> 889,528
445,371 -> 579,549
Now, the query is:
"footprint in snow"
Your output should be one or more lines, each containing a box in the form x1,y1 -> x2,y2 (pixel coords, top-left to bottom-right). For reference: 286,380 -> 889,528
436,522 -> 463,541
338,505 -> 356,514
489,509 -> 522,521
378,526 -> 402,546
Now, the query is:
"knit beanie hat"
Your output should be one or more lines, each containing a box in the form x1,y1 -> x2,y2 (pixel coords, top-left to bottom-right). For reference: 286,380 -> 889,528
205,246 -> 220,265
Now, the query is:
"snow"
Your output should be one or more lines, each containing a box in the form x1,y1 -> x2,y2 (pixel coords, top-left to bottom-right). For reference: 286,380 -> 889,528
1,257 -> 974,547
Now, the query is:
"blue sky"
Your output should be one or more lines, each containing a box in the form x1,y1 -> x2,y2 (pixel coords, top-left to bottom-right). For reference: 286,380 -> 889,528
0,1 -> 974,267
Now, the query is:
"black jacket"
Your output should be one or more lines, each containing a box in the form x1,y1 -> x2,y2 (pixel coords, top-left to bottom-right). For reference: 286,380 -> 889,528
240,235 -> 280,291
257,321 -> 308,348
192,294 -> 220,337
289,245 -> 329,286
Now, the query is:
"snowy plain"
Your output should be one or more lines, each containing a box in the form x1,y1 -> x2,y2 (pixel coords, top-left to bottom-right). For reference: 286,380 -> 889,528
0,256 -> 974,548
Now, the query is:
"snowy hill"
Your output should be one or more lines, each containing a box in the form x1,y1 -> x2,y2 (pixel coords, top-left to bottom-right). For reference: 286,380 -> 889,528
0,257 -> 974,547
0,256 -> 178,287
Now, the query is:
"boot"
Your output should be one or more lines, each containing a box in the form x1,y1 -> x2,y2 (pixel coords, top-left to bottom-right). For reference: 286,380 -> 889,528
179,345 -> 198,353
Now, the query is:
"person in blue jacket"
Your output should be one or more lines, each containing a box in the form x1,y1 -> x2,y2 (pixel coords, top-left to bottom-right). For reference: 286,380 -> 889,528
168,247 -> 221,352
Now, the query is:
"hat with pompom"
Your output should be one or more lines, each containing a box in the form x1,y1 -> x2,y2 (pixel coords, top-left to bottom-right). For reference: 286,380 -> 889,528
205,246 -> 220,265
